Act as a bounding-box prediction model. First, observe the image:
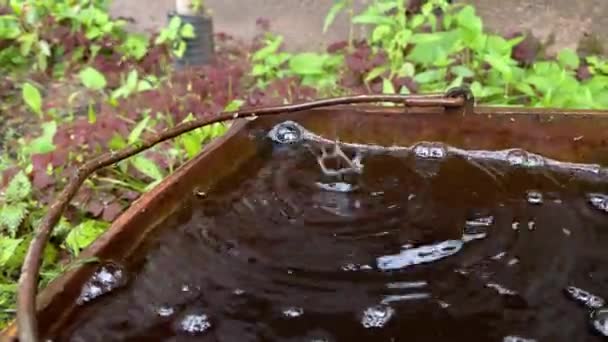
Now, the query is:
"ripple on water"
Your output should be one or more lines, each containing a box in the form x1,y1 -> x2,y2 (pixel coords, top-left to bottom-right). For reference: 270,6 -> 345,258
76,263 -> 126,305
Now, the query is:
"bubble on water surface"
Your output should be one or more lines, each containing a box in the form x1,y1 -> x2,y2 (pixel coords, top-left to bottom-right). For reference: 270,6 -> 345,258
282,306 -> 304,318
178,313 -> 212,335
503,336 -> 537,342
268,121 -> 303,144
77,263 -> 126,305
361,304 -> 395,328
565,286 -> 605,309
588,193 -> 608,213
526,191 -> 543,204
377,240 -> 463,271
590,308 -> 608,337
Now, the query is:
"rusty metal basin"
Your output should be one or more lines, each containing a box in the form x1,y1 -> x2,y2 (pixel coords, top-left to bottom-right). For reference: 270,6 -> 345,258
3,92 -> 608,341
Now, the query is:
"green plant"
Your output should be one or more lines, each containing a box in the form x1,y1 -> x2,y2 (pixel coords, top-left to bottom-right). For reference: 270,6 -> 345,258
155,15 -> 196,59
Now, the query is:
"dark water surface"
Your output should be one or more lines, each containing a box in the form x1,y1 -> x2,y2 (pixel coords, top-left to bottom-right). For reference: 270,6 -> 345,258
54,122 -> 608,342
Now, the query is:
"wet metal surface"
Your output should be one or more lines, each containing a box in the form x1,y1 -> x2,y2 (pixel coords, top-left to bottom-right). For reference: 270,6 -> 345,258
46,119 -> 608,342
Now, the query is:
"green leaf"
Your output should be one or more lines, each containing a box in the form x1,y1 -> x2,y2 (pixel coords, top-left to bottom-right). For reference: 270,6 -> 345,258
131,156 -> 164,181
65,220 -> 109,255
5,171 -> 32,202
382,78 -> 396,94
28,121 -> 57,155
180,23 -> 196,39
557,48 -> 580,69
79,67 -> 107,91
22,82 -> 42,117
323,1 -> 346,33
224,99 -> 244,112
365,66 -> 389,83
288,53 -> 327,75
0,204 -> 28,237
414,69 -> 443,84
128,115 -> 151,145
0,237 -> 23,267
109,134 -> 128,150
451,65 -> 475,78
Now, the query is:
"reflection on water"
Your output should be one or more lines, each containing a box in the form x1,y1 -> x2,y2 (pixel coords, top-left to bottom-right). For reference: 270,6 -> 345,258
54,121 -> 608,342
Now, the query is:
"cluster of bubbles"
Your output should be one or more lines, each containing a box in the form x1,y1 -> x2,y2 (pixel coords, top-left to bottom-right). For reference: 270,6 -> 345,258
76,263 -> 126,305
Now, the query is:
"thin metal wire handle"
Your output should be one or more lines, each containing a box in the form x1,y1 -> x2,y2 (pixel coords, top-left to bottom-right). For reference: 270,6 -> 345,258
16,91 -> 469,342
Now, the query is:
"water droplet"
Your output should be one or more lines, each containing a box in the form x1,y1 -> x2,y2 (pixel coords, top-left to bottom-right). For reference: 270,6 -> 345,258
492,252 -> 507,260
77,263 -> 126,305
590,308 -> 608,336
377,240 -> 463,271
233,288 -> 245,295
486,283 -> 517,296
182,284 -> 191,292
178,314 -> 212,335
565,286 -> 605,309
503,336 -> 537,342
506,149 -> 544,168
156,305 -> 175,317
438,300 -> 450,308
361,304 -> 395,328
316,182 -> 357,193
268,121 -> 302,144
527,221 -> 536,231
526,191 -> 543,204
282,306 -> 304,318
512,222 -> 520,230
562,228 -> 571,236
588,193 -> 608,213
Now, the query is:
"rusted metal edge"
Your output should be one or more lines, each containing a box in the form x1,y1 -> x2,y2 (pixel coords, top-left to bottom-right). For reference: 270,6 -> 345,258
14,93 -> 466,342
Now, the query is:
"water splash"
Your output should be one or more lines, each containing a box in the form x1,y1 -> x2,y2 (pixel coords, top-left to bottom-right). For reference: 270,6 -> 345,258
377,240 -> 463,271
413,142 -> 448,159
506,149 -> 545,168
77,263 -> 126,305
282,306 -> 304,318
268,121 -> 303,144
590,308 -> 608,337
526,191 -> 544,205
565,286 -> 605,309
178,313 -> 212,335
503,336 -> 537,342
588,193 -> 608,213
156,305 -> 175,317
361,304 -> 395,328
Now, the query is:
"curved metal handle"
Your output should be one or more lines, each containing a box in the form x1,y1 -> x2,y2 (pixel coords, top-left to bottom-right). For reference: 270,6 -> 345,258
15,90 -> 470,342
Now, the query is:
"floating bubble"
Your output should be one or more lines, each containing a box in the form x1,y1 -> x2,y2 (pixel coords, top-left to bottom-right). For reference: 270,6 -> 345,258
178,313 -> 212,335
565,286 -> 605,309
527,221 -> 536,231
282,306 -> 304,318
377,240 -> 463,271
268,121 -> 302,144
526,191 -> 543,204
588,194 -> 608,213
77,263 -> 127,305
506,149 -> 545,168
361,304 -> 395,328
512,222 -> 520,230
590,308 -> 608,337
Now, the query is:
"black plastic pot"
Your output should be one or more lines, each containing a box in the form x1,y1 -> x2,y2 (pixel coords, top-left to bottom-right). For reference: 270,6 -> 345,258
167,11 -> 215,68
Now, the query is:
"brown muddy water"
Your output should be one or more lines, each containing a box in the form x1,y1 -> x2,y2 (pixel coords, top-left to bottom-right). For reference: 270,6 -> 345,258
51,121 -> 608,341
